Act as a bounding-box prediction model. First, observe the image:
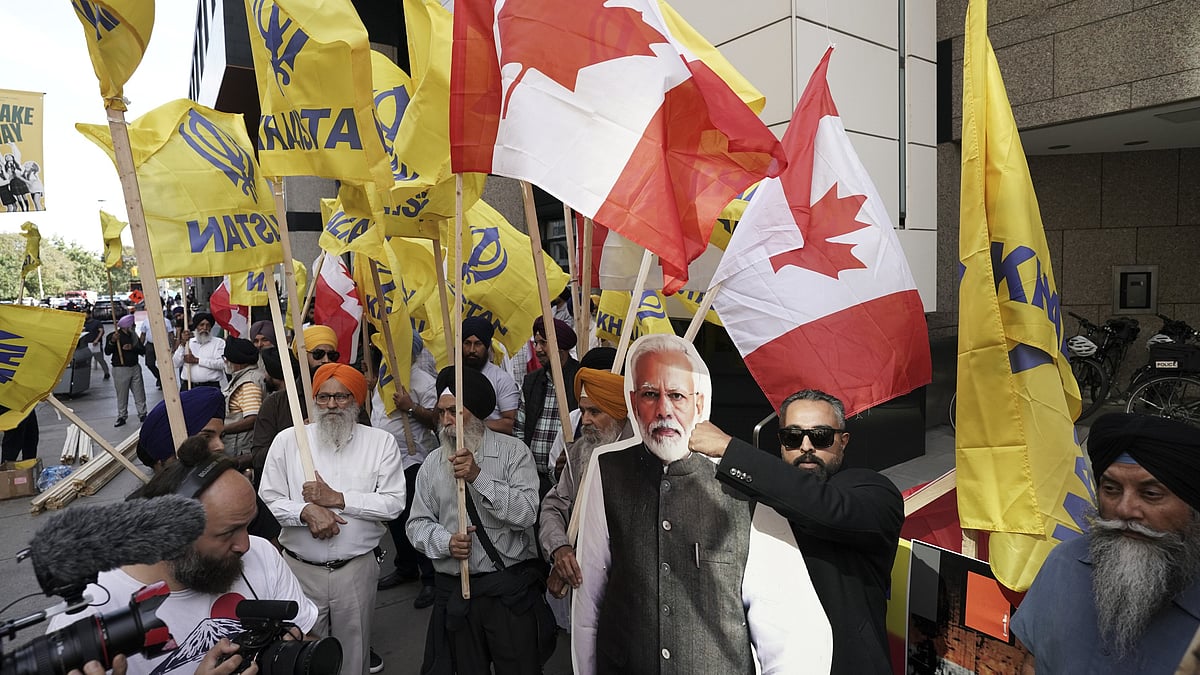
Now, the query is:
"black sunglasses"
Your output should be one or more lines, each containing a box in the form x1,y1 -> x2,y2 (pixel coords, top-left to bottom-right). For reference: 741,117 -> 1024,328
778,426 -> 844,449
309,348 -> 340,361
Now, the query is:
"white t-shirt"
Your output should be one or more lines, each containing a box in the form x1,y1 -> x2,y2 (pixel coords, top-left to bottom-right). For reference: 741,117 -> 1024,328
479,360 -> 522,420
46,537 -> 317,675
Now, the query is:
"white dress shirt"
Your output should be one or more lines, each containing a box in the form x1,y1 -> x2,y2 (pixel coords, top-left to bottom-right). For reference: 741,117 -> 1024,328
172,336 -> 226,383
259,423 -> 405,562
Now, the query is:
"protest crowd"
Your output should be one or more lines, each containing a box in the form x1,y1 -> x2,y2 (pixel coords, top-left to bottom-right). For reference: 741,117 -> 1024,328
2,0 -> 1199,674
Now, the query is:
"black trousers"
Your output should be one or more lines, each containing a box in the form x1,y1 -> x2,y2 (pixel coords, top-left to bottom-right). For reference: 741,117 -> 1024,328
388,464 -> 435,583
144,343 -> 160,384
1,410 -> 38,462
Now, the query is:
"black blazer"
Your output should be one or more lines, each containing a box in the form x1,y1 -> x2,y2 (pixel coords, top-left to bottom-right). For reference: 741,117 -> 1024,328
518,359 -> 580,453
716,437 -> 904,675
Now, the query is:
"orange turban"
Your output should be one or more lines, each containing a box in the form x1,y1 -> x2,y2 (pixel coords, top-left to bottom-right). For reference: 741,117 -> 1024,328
312,363 -> 368,406
574,368 -> 627,421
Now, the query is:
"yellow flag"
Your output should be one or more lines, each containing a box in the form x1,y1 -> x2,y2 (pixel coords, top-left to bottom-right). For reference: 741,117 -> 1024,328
0,305 -> 86,431
285,258 -> 307,332
388,239 -> 446,366
318,185 -> 387,260
956,0 -> 1094,592
673,290 -> 721,326
355,243 -> 417,411
595,290 -> 676,343
99,210 -> 126,268
78,99 -> 283,277
245,0 -> 392,189
19,222 -> 40,277
229,268 -> 272,306
71,0 -> 154,110
659,0 -> 765,115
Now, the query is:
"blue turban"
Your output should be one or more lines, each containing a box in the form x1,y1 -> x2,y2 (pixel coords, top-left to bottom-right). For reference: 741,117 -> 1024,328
138,388 -> 226,463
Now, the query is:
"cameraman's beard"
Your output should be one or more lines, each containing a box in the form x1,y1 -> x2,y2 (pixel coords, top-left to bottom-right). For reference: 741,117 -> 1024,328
641,419 -> 693,464
172,547 -> 243,594
1089,511 -> 1200,658
439,415 -> 486,454
316,402 -> 359,449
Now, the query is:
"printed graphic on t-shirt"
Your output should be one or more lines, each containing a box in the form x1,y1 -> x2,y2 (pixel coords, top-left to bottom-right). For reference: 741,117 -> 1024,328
150,592 -> 246,675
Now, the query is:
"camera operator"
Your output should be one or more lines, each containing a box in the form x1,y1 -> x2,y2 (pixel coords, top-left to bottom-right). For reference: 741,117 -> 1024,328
47,439 -> 318,675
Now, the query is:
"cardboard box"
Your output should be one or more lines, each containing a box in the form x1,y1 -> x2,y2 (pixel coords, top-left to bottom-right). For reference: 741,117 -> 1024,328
0,459 -> 43,500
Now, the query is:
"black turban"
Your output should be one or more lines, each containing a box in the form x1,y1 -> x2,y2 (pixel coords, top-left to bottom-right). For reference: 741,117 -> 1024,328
579,347 -> 617,371
461,316 -> 495,345
435,366 -> 496,422
191,312 -> 215,330
1089,412 -> 1200,513
223,337 -> 259,365
260,346 -> 300,381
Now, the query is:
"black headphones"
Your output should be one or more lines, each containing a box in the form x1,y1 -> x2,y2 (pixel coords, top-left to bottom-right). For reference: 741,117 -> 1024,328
174,456 -> 233,499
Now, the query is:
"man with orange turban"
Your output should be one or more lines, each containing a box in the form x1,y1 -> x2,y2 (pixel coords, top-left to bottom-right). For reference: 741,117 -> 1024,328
259,362 -> 405,675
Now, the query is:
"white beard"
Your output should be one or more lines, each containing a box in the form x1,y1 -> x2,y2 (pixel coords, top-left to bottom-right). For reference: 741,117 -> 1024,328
195,332 -> 212,345
315,403 -> 358,448
439,416 -> 486,455
641,419 -> 692,464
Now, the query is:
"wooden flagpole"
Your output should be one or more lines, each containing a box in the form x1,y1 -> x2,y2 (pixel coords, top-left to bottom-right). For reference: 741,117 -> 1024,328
454,175 -> 471,597
299,251 -> 326,330
580,217 -> 593,352
267,268 -> 316,482
522,182 -> 575,444
431,231 -> 455,363
181,278 -> 194,387
682,282 -> 721,342
105,268 -> 125,365
105,107 -> 187,447
611,249 -> 655,374
561,204 -> 585,361
47,395 -> 149,483
361,310 -> 373,417
270,179 -> 315,411
368,259 -> 419,455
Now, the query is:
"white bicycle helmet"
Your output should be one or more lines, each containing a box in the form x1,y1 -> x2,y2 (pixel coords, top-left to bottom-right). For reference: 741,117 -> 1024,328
1146,333 -> 1175,349
1068,335 -> 1098,357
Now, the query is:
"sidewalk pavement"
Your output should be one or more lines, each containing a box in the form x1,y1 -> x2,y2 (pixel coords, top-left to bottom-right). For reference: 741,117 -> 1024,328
0,361 -> 981,674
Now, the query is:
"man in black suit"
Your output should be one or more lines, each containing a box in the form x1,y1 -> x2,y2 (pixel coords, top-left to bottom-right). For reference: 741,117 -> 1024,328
689,389 -> 904,674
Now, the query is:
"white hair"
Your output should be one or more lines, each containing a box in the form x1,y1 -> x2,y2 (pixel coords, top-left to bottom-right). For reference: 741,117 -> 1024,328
624,333 -> 712,424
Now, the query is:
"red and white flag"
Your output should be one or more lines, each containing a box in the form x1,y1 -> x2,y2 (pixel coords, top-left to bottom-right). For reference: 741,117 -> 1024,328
450,0 -> 784,294
209,278 -> 250,339
712,48 -> 931,415
313,255 -> 362,365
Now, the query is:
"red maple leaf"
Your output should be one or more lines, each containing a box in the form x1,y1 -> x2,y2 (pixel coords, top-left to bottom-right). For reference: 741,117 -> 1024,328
496,0 -> 665,117
769,183 -> 869,279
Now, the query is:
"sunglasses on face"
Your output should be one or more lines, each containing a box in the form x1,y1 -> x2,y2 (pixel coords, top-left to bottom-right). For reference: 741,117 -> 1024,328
309,349 -> 340,361
778,426 -> 844,449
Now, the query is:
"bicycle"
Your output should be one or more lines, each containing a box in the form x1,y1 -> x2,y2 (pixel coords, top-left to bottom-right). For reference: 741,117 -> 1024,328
1124,315 -> 1200,425
1065,313 -> 1141,420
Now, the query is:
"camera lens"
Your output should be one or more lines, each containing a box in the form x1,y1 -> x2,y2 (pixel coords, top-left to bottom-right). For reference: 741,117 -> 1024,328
255,637 -> 342,675
0,607 -> 148,675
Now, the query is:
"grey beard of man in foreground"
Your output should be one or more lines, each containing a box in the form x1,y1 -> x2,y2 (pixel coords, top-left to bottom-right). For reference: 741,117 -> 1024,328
572,415 -> 624,475
439,414 -> 487,454
316,401 -> 360,449
1089,508 -> 1200,658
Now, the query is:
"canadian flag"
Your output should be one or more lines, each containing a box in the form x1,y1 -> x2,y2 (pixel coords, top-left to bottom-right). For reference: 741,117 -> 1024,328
712,48 -> 931,415
209,278 -> 250,339
450,0 -> 784,293
313,255 -> 362,364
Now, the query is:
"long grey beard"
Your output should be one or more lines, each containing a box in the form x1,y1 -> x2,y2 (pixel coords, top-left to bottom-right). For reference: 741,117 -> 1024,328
315,402 -> 359,449
439,416 -> 486,455
1089,511 -> 1200,658
571,424 -> 622,477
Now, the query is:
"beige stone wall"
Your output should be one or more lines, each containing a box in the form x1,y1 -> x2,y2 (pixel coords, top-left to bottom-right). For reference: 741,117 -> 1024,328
939,0 -> 1200,135
934,145 -> 1200,385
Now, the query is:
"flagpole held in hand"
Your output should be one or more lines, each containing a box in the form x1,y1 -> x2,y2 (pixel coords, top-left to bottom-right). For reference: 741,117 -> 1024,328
105,107 -> 188,448
581,218 -> 593,351
369,259 -> 419,456
454,174 -> 471,598
432,231 -> 455,363
522,182 -> 575,445
562,204 -> 585,360
612,249 -> 655,374
267,271 -> 316,482
299,252 -> 326,333
683,282 -> 721,342
106,267 -> 125,366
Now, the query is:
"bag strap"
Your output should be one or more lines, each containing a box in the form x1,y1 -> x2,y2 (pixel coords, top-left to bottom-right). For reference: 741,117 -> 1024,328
463,488 -> 506,571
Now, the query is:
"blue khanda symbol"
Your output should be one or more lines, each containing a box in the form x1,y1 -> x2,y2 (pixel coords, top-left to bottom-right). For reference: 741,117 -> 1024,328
462,226 -> 507,284
373,85 -> 418,182
636,290 -> 667,320
179,109 -> 259,203
252,0 -> 309,91
72,0 -> 119,42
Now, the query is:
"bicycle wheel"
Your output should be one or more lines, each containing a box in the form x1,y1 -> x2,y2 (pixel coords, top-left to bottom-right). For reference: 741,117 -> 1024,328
1125,376 -> 1200,425
1071,357 -> 1108,420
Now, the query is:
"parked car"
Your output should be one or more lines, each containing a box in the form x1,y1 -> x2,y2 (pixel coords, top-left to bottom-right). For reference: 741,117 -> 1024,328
92,296 -> 133,320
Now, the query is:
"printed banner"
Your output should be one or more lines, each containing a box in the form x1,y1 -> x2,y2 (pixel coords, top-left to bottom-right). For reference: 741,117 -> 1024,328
0,90 -> 46,212
594,289 -> 676,343
77,99 -> 284,277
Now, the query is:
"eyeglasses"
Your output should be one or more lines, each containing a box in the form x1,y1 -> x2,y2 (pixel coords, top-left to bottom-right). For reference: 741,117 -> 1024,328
309,349 -> 340,362
314,392 -> 354,405
636,389 -> 696,406
778,426 -> 844,449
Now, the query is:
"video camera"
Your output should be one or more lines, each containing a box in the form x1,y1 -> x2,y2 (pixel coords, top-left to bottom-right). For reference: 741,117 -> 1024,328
0,583 -> 172,675
224,601 -> 341,675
